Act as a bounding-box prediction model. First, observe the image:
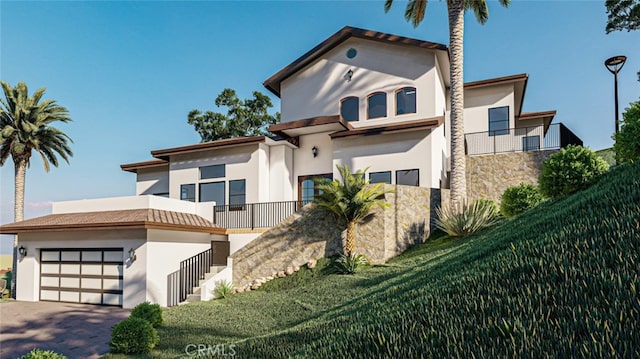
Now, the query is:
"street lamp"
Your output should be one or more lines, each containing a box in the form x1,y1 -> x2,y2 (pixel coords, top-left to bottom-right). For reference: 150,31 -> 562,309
604,55 -> 627,135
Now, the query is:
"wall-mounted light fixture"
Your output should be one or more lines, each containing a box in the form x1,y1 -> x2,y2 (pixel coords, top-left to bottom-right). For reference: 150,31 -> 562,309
18,246 -> 27,257
344,69 -> 353,82
128,248 -> 137,263
312,146 -> 318,158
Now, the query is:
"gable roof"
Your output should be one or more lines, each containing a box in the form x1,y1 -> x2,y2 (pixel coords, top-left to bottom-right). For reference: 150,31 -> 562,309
464,73 -> 529,118
263,26 -> 448,97
0,209 -> 223,234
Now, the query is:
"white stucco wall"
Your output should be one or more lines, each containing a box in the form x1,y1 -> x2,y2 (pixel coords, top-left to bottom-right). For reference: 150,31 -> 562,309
16,230 -> 147,309
463,84 -> 515,134
145,229 -> 220,307
268,145 -> 294,201
53,195 -> 197,214
280,38 -> 440,126
332,129 -> 438,188
136,168 -> 169,196
293,132 -> 334,199
228,233 -> 262,255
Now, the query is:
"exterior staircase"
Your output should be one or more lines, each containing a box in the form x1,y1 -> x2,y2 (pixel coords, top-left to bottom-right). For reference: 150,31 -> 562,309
184,265 -> 227,302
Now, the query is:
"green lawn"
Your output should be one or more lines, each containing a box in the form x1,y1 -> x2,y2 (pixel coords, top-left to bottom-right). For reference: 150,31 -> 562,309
106,163 -> 640,358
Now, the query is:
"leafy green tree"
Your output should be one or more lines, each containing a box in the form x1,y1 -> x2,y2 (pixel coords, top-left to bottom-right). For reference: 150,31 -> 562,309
314,165 -> 393,257
188,89 -> 280,142
384,0 -> 510,209
605,0 -> 640,33
613,98 -> 640,163
0,81 -> 73,298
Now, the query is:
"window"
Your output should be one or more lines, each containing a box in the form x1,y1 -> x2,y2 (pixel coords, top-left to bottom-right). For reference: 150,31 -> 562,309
369,171 -> 391,184
229,180 -> 246,206
199,181 -> 225,205
340,97 -> 359,122
488,106 -> 509,136
368,92 -> 387,119
522,135 -> 540,152
298,174 -> 332,204
396,87 -> 416,115
200,164 -> 225,179
396,169 -> 419,186
154,192 -> 170,198
180,184 -> 195,202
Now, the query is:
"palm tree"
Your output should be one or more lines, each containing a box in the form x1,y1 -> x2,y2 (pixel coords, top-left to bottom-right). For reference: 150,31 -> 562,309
314,165 -> 393,257
0,81 -> 73,297
385,0 -> 510,208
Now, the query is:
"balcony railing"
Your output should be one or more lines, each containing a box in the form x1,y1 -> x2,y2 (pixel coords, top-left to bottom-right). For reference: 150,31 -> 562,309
213,200 -> 307,229
464,123 -> 583,156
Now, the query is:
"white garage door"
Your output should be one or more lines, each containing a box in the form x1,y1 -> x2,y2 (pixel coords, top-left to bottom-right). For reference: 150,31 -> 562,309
40,248 -> 123,307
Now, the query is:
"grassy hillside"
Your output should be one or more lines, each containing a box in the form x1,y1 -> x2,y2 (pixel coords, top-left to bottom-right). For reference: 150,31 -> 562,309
109,163 -> 639,358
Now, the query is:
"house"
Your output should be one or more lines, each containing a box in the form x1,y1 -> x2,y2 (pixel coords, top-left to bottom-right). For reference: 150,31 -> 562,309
0,26 -> 582,308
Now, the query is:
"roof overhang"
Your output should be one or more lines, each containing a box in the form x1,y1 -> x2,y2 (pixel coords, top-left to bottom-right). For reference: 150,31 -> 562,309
269,115 -> 353,138
121,159 -> 168,173
151,136 -> 266,161
263,26 -> 448,97
464,73 -> 528,118
329,116 -> 444,139
518,110 -> 556,133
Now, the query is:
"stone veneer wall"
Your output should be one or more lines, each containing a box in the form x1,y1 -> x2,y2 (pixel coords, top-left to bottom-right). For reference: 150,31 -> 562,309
466,150 -> 557,203
231,185 -> 446,289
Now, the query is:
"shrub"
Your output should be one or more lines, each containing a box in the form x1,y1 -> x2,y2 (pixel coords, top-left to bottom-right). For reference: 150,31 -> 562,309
434,199 -> 500,237
213,280 -> 234,299
18,349 -> 67,359
613,98 -> 640,163
334,254 -> 369,274
109,317 -> 159,354
473,198 -> 501,218
538,145 -> 609,198
500,183 -> 544,218
130,301 -> 163,327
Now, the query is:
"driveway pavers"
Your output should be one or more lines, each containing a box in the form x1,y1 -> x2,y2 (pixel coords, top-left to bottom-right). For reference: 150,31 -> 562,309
0,301 -> 129,359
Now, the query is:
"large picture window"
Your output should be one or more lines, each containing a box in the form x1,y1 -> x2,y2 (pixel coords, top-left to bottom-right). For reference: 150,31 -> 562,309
340,97 -> 359,122
180,184 -> 195,202
488,106 -> 510,136
367,92 -> 387,119
229,179 -> 246,206
200,164 -> 225,179
396,87 -> 416,115
199,181 -> 225,205
396,169 -> 419,187
369,171 -> 391,184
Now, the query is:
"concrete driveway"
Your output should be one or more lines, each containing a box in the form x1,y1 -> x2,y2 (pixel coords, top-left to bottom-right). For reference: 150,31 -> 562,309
0,301 -> 129,359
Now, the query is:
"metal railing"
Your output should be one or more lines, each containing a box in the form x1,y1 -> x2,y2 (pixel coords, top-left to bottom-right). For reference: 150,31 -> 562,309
179,247 -> 213,302
213,200 -> 307,229
464,123 -> 583,156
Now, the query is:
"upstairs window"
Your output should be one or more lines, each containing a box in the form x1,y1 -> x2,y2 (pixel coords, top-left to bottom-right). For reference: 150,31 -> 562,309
229,179 -> 246,206
340,97 -> 359,122
396,87 -> 416,115
180,184 -> 196,202
200,164 -> 225,179
369,171 -> 391,184
200,181 -> 225,205
367,92 -> 387,119
396,169 -> 419,187
488,106 -> 509,136
522,135 -> 540,152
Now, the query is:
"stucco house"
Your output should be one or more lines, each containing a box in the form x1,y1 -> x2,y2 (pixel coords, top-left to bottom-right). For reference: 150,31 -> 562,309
0,26 -> 581,308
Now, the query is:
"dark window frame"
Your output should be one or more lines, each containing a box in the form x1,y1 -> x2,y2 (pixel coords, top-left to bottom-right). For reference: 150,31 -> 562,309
395,87 -> 417,116
180,184 -> 196,202
340,96 -> 359,122
488,106 -> 510,136
229,179 -> 247,210
200,164 -> 226,180
369,171 -> 392,184
199,181 -> 225,206
367,92 -> 387,120
396,169 -> 420,187
522,135 -> 541,152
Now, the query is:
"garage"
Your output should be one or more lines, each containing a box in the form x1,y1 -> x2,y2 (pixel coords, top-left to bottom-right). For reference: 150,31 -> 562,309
40,248 -> 123,307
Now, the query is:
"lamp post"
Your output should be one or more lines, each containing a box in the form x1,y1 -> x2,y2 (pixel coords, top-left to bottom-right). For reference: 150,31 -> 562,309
604,55 -> 627,135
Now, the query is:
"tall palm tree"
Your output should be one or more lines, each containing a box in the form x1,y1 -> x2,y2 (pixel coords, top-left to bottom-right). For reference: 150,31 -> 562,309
0,81 -> 73,297
385,0 -> 510,208
314,165 -> 393,257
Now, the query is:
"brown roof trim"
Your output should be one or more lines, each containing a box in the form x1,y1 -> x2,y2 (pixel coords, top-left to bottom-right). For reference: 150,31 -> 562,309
120,159 -> 168,173
269,115 -> 353,138
263,26 -> 448,97
151,136 -> 266,160
0,222 -> 226,235
464,73 -> 528,90
519,110 -> 557,120
330,116 -> 444,139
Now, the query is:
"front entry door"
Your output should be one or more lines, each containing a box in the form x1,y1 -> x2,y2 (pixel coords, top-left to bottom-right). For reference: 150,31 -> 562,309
298,173 -> 333,205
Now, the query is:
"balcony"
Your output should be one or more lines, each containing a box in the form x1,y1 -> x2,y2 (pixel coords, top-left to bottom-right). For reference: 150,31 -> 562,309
213,200 -> 307,229
464,123 -> 583,156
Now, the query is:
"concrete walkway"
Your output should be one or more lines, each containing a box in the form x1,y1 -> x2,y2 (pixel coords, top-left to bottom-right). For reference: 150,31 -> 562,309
0,301 -> 129,359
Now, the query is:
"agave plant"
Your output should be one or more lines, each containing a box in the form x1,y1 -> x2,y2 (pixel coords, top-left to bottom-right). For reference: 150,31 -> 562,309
434,199 -> 501,237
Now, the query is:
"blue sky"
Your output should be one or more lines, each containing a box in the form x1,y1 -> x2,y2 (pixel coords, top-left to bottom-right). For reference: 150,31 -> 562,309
1,1 -> 639,253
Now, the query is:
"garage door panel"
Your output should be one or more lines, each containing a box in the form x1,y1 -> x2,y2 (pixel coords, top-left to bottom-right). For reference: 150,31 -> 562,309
40,248 -> 123,307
